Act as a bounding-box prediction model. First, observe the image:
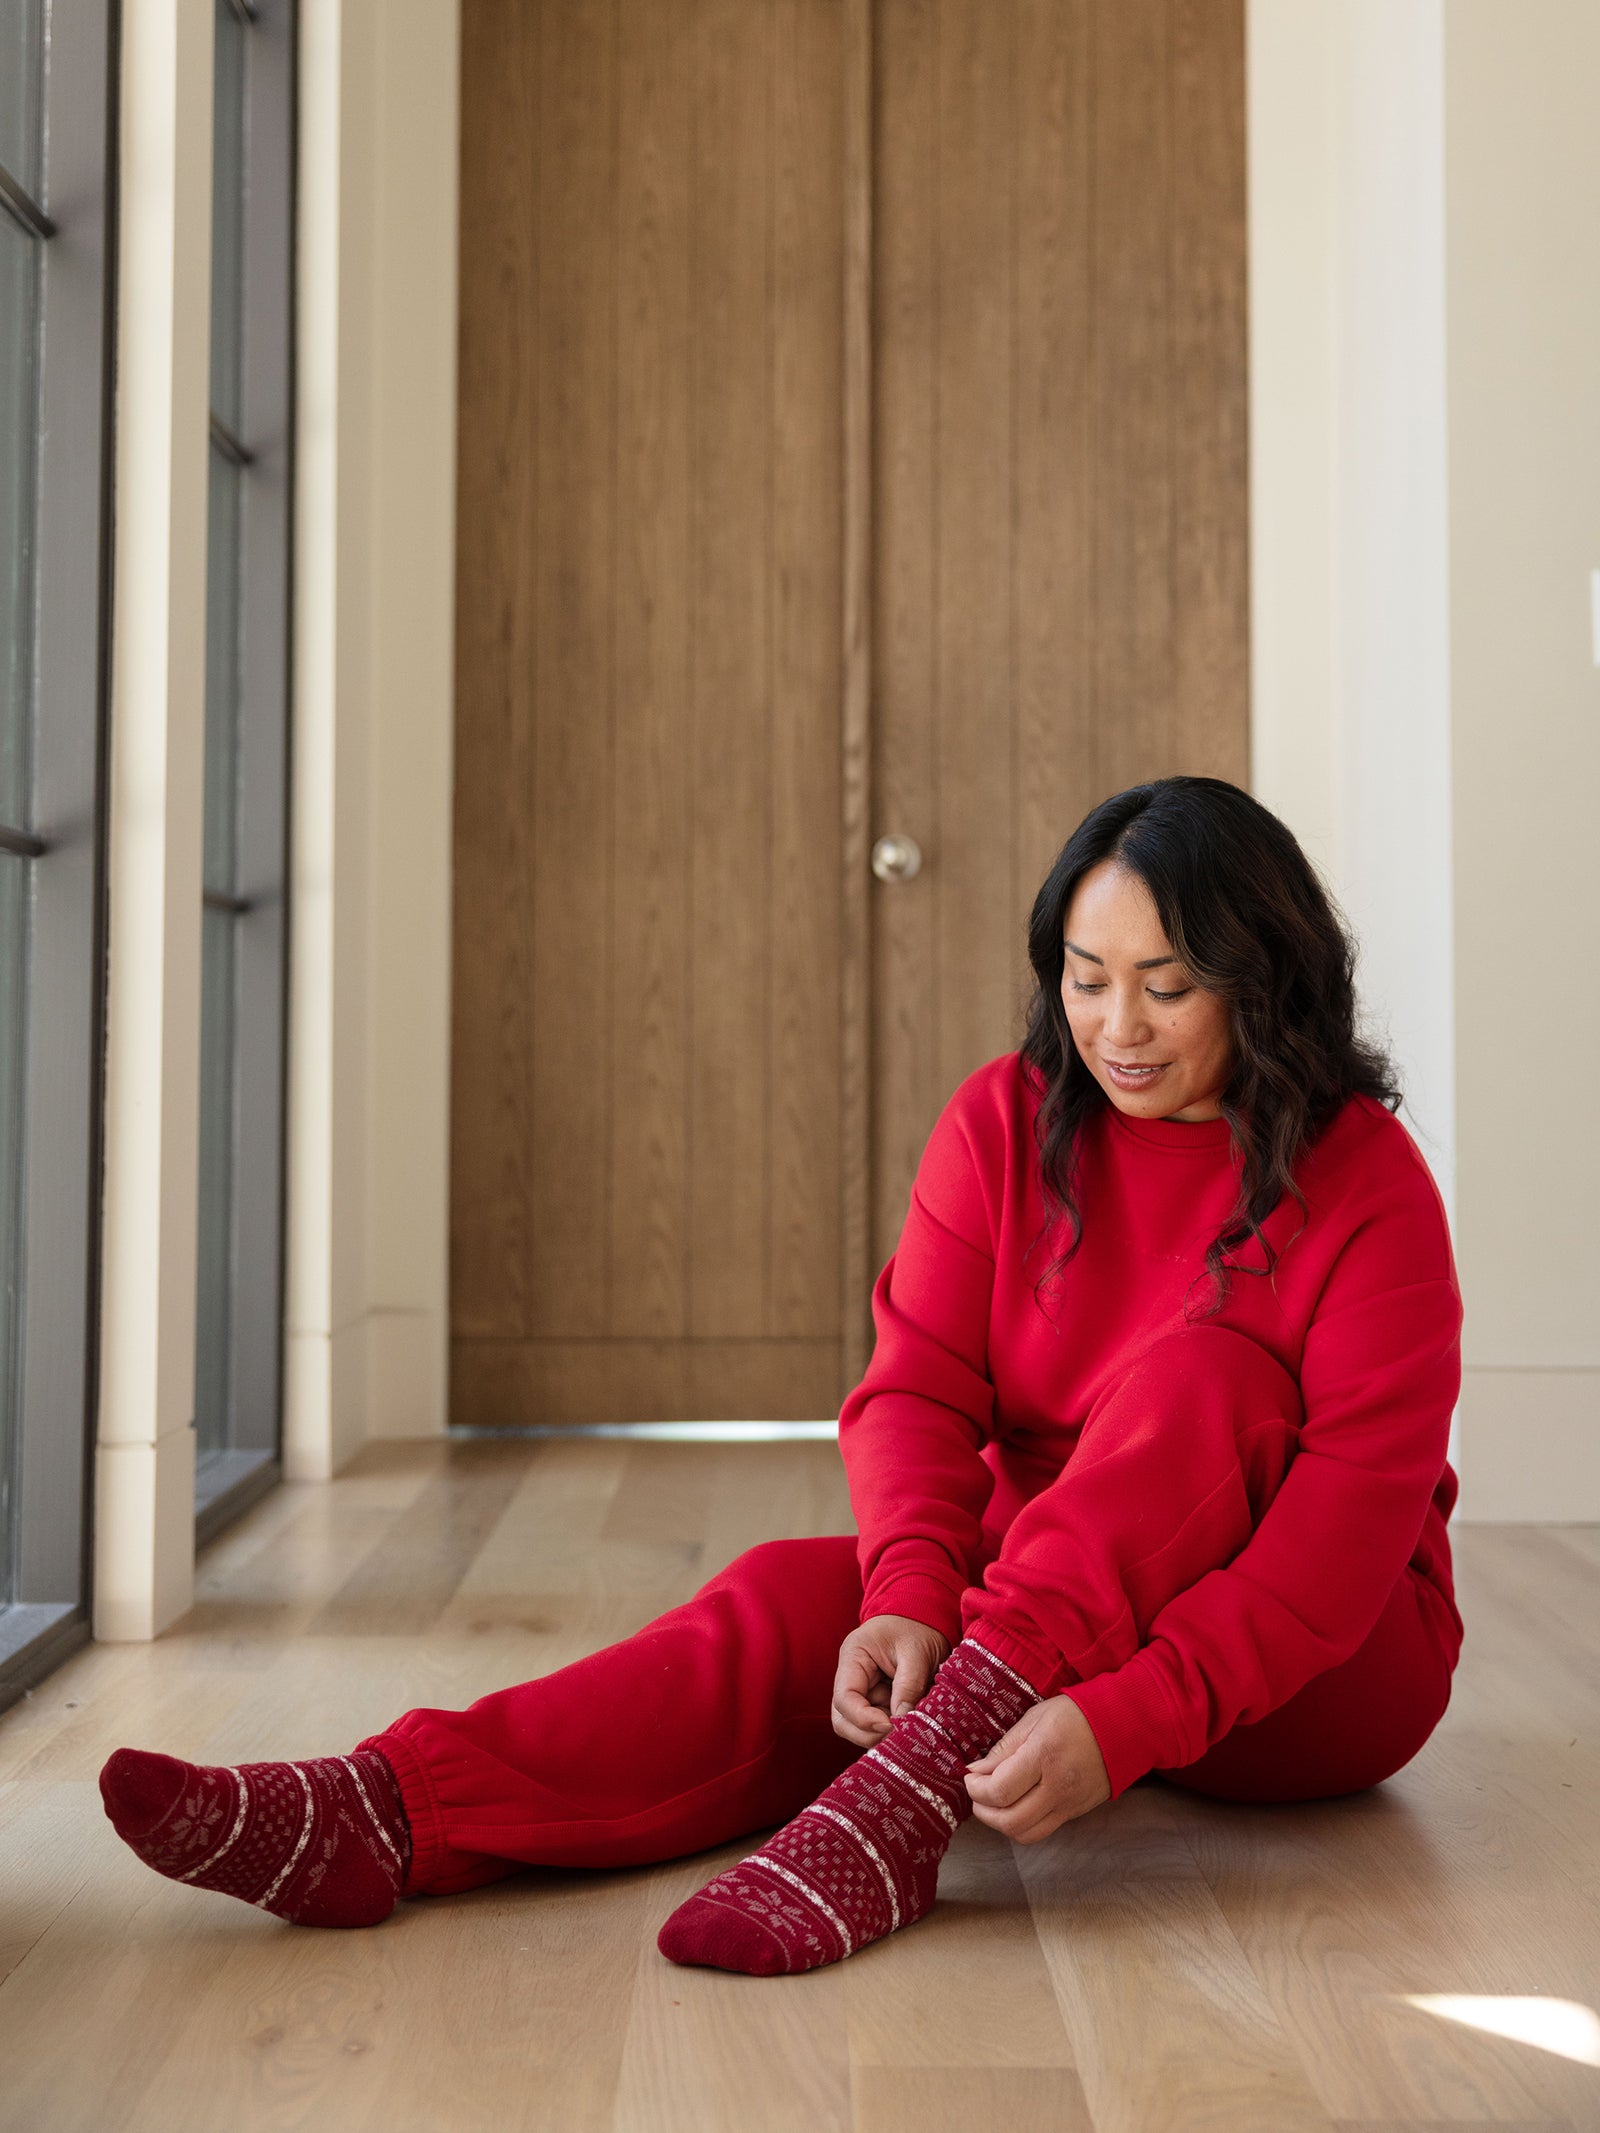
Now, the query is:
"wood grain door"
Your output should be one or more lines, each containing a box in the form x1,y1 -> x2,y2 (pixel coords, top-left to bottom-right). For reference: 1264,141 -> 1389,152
451,0 -> 1247,1424
865,0 -> 1249,1326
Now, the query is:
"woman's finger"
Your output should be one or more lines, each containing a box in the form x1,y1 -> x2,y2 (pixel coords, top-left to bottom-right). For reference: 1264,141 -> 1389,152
832,1707 -> 887,1747
964,1742 -> 1039,1810
969,1777 -> 1045,1836
889,1643 -> 934,1718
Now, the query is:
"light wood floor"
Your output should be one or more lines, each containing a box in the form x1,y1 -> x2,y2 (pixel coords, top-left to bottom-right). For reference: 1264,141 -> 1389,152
1,1437 -> 1597,2133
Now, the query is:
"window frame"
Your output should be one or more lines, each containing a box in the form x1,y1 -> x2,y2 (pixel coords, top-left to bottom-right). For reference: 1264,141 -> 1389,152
192,0 -> 297,1543
0,0 -> 118,1709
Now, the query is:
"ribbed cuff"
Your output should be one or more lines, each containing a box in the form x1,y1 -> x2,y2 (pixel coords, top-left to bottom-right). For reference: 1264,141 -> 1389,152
861,1571 -> 965,1647
1060,1659 -> 1189,1802
357,1727 -> 442,1895
956,1619 -> 1069,1700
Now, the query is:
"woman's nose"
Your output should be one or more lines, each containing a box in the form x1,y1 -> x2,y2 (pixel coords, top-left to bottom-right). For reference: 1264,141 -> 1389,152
1104,987 -> 1152,1049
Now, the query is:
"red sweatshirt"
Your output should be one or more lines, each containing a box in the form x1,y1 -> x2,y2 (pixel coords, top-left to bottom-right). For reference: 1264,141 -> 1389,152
838,1049 -> 1463,1797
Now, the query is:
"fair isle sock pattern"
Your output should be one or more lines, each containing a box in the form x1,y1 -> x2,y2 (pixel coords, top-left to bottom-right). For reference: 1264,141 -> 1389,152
99,1745 -> 411,1929
656,1637 -> 1040,1976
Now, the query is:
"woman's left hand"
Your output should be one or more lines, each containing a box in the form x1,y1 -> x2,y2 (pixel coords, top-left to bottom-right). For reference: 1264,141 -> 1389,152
963,1694 -> 1111,1842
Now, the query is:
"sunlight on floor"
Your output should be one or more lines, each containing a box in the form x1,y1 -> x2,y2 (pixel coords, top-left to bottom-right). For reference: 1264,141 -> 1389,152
1401,1994 -> 1600,2066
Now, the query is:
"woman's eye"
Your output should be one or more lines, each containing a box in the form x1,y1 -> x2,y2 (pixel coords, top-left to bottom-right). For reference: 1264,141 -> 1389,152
1148,987 -> 1191,1003
1068,980 -> 1104,994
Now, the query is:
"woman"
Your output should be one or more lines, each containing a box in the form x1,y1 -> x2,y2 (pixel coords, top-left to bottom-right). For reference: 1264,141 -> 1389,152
100,777 -> 1463,1976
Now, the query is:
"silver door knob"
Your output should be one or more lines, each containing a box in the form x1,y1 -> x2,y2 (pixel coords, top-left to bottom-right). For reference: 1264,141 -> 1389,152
871,833 -> 923,884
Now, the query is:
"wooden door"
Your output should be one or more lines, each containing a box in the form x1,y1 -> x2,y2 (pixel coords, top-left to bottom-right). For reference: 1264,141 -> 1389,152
865,0 -> 1249,1328
451,0 -> 1247,1423
452,0 -> 849,1425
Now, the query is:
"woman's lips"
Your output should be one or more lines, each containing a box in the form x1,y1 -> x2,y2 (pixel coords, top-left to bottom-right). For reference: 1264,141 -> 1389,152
1103,1059 -> 1168,1091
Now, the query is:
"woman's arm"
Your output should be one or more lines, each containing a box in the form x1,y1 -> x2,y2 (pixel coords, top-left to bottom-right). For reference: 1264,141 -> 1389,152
838,1089 -> 1003,1647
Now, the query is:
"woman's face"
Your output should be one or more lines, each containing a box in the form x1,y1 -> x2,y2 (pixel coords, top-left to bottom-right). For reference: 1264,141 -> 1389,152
1060,859 -> 1234,1123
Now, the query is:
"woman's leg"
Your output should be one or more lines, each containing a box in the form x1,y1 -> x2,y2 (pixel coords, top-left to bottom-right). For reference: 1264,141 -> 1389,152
365,1534 -> 865,1894
98,1534 -> 864,1924
961,1321 -> 1304,1693
962,1321 -> 1455,1802
1155,1564 -> 1456,1803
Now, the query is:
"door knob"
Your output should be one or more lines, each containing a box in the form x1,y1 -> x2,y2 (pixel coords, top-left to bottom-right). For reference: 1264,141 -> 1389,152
870,833 -> 923,884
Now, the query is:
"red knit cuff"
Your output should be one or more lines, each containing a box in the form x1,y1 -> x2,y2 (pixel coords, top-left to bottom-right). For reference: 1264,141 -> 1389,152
957,1620 -> 1070,1699
1060,1663 -> 1189,1802
357,1727 -> 442,1895
860,1571 -> 965,1647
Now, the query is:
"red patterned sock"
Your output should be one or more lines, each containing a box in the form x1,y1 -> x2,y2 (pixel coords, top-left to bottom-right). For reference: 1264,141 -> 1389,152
99,1745 -> 411,1928
657,1638 -> 1039,1976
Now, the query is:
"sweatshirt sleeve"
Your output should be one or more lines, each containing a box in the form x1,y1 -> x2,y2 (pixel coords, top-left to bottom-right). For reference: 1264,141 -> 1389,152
1064,1164 -> 1462,1800
837,1079 -> 1002,1644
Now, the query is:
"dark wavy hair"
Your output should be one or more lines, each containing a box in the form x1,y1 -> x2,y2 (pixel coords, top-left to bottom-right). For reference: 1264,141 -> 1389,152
1020,775 -> 1401,1317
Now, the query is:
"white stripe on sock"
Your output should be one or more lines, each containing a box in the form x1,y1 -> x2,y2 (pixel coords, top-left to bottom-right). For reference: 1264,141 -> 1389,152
340,1756 -> 403,1872
256,1764 -> 317,1911
742,1855 -> 856,1959
962,1636 -> 1041,1703
805,1802 -> 901,1930
177,1767 -> 250,1883
864,1744 -> 959,1833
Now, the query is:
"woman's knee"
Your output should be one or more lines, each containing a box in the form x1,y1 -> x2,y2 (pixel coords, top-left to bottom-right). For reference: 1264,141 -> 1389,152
1121,1322 -> 1303,1427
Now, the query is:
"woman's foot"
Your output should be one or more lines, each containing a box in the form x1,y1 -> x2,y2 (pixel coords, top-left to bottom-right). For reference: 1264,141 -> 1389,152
657,1638 -> 1039,1976
99,1745 -> 411,1927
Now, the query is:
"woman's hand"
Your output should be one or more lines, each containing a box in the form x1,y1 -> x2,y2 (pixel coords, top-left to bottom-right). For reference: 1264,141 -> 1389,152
963,1695 -> 1110,1841
831,1614 -> 952,1747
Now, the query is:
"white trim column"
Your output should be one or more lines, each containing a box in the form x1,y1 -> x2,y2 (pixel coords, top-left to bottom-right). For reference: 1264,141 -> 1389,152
94,0 -> 215,1641
285,0 -> 372,1481
287,0 -> 459,1476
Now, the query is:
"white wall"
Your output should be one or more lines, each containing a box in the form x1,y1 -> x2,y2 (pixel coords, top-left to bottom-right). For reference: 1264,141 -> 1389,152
1247,0 -> 1455,1215
1445,0 -> 1600,1519
362,5 -> 460,1445
1249,0 -> 1600,1519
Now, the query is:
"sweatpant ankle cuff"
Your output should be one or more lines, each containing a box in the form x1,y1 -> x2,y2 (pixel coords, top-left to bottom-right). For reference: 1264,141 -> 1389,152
356,1728 -> 443,1896
958,1622 -> 1073,1699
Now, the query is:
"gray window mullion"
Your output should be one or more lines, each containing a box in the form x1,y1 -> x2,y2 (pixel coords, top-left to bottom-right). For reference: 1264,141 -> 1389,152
0,0 -> 114,1707
0,158 -> 54,242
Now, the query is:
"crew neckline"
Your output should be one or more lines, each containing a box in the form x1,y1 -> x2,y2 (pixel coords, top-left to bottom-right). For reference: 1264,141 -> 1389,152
1103,1103 -> 1233,1152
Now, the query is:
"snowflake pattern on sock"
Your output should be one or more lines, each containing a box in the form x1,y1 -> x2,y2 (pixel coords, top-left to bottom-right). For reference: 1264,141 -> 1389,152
100,1746 -> 411,1929
657,1637 -> 1040,1975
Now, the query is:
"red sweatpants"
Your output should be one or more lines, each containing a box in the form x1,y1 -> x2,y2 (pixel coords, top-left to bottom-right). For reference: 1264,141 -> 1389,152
367,1327 -> 1458,1897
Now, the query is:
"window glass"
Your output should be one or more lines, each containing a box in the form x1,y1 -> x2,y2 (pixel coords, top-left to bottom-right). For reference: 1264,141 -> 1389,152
0,857 -> 24,1600
0,0 -> 114,1702
0,5 -> 44,1610
0,0 -> 44,196
195,443 -> 242,1466
209,1 -> 246,436
194,0 -> 292,1525
0,210 -> 39,830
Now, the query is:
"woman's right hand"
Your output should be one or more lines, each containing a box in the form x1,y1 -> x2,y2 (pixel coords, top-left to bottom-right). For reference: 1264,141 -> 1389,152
830,1614 -> 952,1747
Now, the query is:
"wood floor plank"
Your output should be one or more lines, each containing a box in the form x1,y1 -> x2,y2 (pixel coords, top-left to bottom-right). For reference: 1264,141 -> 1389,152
613,1843 -> 853,2133
851,2064 -> 1092,2133
1018,1785 -> 1334,2132
0,1781 -> 96,1987
306,1440 -> 536,1637
1173,1767 -> 1593,2125
846,1820 -> 1075,2070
